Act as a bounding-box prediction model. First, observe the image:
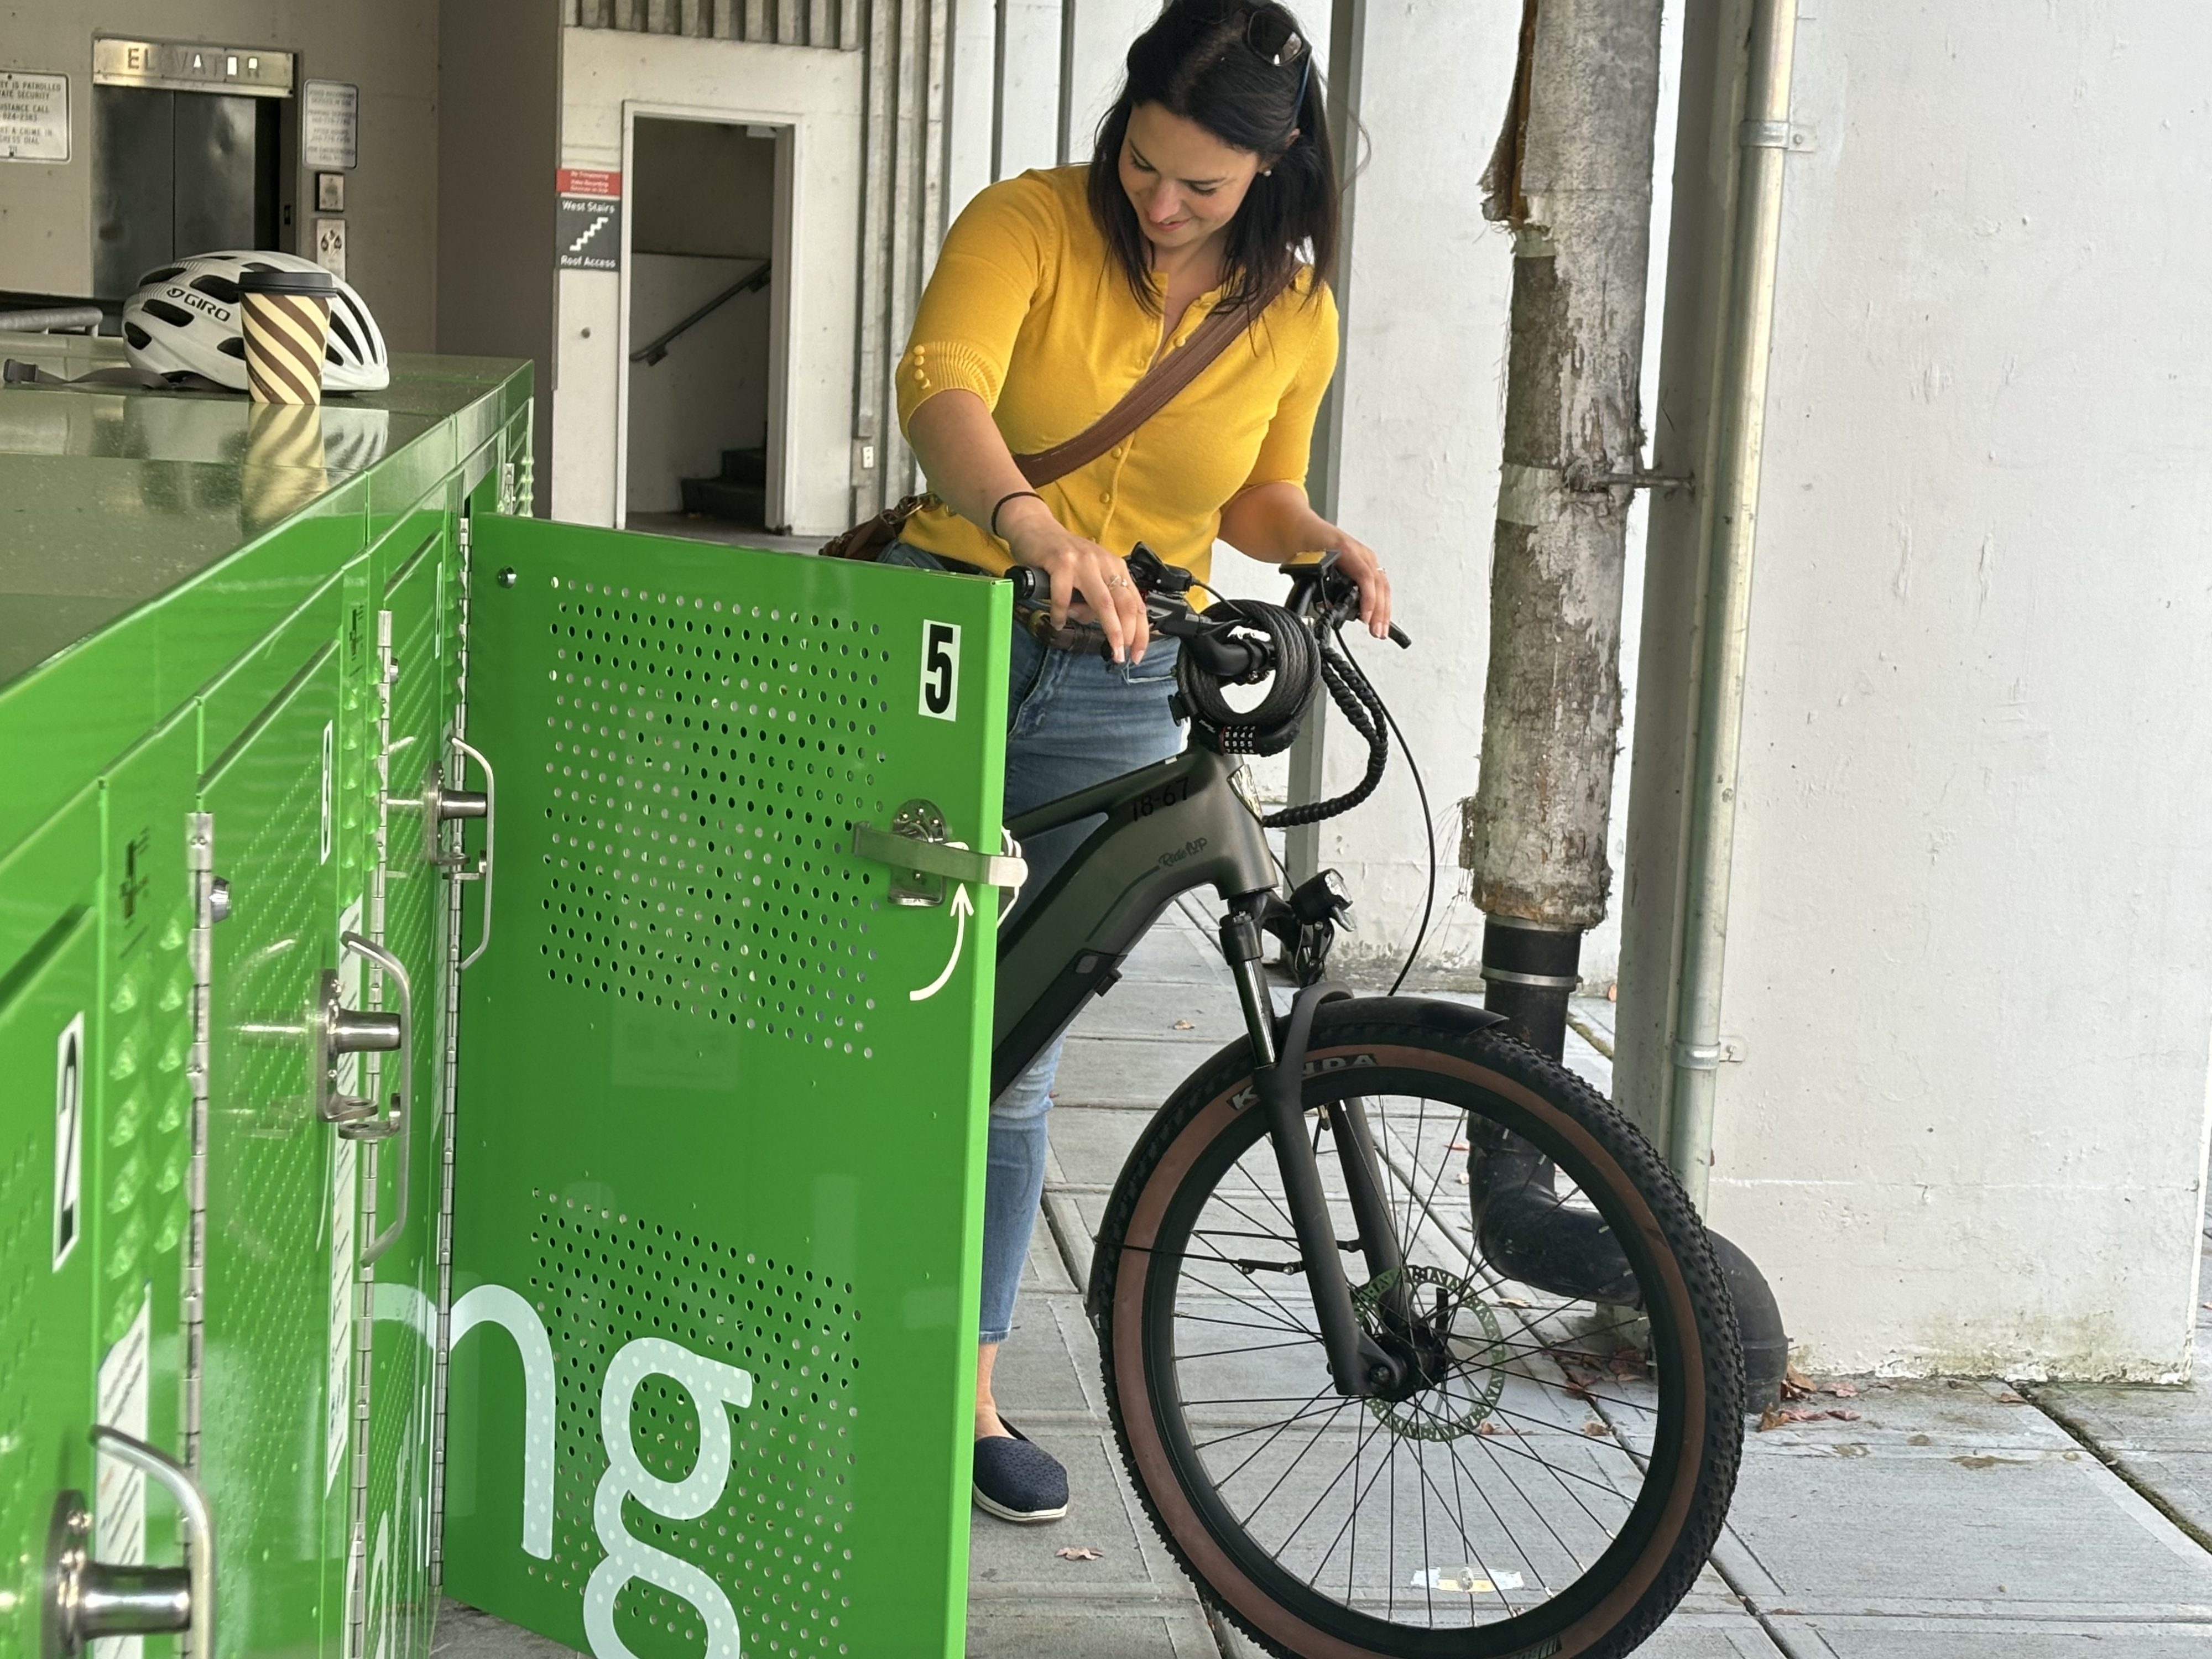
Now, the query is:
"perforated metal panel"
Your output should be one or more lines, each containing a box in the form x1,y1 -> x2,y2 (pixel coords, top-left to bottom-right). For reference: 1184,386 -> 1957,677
200,645 -> 348,1656
539,582 -> 896,1054
529,1197 -> 858,1653
0,901 -> 100,1659
446,517 -> 1009,1659
359,533 -> 458,1659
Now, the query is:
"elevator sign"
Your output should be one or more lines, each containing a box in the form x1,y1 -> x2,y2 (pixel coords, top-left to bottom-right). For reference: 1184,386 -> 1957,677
557,168 -> 622,272
0,72 -> 69,163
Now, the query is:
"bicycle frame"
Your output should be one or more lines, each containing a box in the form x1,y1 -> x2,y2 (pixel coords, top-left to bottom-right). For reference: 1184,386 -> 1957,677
992,739 -> 1420,1399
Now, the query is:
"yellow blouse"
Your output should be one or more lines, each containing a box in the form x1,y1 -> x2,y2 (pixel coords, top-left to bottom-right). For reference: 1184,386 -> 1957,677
895,165 -> 1339,588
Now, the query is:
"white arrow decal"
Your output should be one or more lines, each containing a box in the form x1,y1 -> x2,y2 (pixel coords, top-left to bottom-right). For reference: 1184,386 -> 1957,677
911,884 -> 974,1002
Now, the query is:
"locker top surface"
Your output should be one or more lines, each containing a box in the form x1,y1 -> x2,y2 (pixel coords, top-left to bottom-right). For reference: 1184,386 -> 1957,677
0,328 -> 529,695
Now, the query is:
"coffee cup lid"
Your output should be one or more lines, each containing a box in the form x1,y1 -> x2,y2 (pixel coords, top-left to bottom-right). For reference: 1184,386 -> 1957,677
238,267 -> 337,296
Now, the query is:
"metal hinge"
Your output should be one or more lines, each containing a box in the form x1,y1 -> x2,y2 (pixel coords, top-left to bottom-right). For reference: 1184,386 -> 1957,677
851,801 -> 1026,907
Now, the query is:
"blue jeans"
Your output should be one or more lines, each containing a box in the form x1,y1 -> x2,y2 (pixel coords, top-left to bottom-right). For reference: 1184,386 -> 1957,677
880,542 -> 1186,1343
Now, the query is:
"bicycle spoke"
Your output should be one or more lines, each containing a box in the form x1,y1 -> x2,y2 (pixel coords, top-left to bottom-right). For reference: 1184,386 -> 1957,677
1139,1066 -> 1715,1641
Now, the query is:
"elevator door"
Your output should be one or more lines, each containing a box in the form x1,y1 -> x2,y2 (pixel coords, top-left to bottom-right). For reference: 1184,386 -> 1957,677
93,86 -> 282,301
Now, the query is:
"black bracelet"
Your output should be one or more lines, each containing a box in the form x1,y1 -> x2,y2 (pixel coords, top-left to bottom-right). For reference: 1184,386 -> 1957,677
989,489 -> 1046,540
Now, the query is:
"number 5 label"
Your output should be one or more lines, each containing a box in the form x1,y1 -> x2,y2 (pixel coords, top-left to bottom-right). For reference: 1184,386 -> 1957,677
919,620 -> 960,722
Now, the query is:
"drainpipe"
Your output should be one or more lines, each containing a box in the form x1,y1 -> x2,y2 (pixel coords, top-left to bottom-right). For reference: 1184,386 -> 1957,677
1666,0 -> 1801,1213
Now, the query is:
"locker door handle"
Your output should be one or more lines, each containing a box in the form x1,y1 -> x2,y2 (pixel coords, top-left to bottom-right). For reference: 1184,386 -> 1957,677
853,801 -> 1027,907
336,932 -> 413,1264
420,739 -> 497,968
45,1428 -> 215,1658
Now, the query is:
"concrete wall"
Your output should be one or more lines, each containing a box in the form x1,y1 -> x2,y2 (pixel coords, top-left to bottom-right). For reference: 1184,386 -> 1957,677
438,0 -> 559,512
1618,0 -> 2212,1379
0,0 -> 441,349
550,28 -> 863,534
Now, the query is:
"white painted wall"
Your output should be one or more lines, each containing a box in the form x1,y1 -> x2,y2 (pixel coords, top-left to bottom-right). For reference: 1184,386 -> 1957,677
1256,1 -> 1525,987
1621,0 -> 2212,1379
551,29 -> 862,534
997,0 -> 1065,177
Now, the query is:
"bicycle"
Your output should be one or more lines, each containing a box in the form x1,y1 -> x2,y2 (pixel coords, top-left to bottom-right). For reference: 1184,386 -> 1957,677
988,547 -> 1744,1659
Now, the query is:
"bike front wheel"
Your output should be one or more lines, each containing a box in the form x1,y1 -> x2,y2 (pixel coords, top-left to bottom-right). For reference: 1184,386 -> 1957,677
1091,998 -> 1743,1659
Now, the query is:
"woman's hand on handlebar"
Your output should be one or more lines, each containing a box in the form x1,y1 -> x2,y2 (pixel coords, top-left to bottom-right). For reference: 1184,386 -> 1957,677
1323,531 -> 1393,640
999,497 -> 1151,663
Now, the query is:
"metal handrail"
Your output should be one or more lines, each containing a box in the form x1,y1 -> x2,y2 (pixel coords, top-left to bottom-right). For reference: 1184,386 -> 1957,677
0,306 -> 103,333
629,260 -> 771,366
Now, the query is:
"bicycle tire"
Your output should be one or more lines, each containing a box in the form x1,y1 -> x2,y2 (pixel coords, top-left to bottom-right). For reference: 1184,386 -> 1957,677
1091,997 -> 1743,1659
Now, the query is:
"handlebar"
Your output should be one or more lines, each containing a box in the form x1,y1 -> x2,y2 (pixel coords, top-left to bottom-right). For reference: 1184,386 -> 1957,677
1000,544 -> 1408,800
1005,544 -> 1411,658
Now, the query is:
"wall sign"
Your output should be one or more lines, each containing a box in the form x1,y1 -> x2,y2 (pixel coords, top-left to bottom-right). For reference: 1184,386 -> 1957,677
93,39 -> 293,97
557,168 -> 623,272
302,79 -> 359,170
0,71 -> 69,163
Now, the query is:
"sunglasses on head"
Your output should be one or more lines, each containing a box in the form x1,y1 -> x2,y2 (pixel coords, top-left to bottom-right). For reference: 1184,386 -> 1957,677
1244,6 -> 1310,69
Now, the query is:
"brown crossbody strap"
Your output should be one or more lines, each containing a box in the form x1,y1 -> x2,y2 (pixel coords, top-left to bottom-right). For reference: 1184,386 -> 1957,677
1012,264 -> 1299,487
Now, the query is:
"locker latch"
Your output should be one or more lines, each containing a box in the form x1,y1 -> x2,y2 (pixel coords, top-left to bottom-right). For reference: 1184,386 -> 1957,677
390,737 -> 497,969
43,1427 -> 213,1658
852,801 -> 1027,907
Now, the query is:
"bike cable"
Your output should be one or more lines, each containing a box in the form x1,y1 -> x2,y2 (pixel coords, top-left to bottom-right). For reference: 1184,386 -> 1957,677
1347,618 -> 1438,997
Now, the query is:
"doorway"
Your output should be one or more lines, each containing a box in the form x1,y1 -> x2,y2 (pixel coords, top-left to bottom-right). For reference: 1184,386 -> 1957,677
621,116 -> 787,539
93,86 -> 285,302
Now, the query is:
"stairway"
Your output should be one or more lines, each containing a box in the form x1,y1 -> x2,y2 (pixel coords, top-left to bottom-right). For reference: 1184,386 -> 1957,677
679,445 -> 767,525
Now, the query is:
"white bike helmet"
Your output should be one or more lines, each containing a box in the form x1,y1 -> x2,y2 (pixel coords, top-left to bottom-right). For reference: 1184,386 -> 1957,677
122,250 -> 390,393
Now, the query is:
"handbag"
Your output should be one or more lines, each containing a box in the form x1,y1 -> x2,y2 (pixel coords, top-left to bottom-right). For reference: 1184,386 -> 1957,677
820,267 -> 1297,561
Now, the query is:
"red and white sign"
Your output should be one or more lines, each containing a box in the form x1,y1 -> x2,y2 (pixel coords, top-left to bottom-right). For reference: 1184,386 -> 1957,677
557,167 -> 621,199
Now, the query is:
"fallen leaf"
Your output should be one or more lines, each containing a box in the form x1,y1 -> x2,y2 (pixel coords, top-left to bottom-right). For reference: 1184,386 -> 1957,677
1055,1546 -> 1103,1561
1562,1372 -> 1597,1404
1758,1406 -> 1823,1432
1606,983 -> 1618,1003
1499,1296 -> 1531,1309
1449,1139 -> 1471,1152
1829,1381 -> 1860,1399
1172,1019 -> 1194,1030
1583,1421 -> 1612,1438
1475,1422 -> 1526,1437
1781,1364 -> 1816,1401
1995,1390 -> 2026,1405
1828,1408 -> 1862,1421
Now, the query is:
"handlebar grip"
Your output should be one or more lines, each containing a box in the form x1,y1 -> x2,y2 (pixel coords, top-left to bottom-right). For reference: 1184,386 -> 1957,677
1007,566 -> 1053,609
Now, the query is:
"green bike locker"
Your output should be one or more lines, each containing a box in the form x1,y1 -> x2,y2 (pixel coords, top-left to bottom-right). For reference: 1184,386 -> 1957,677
0,340 -> 1009,1659
440,515 -> 1010,1659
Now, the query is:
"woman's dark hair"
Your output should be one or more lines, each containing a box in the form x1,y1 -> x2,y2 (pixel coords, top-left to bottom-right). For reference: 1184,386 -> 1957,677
1087,0 -> 1338,314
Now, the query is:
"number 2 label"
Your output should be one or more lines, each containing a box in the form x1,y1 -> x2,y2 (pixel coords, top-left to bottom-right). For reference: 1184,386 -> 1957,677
919,620 -> 960,722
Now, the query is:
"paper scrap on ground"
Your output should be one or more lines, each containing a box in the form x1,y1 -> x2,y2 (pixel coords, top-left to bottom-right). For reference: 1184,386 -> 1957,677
1411,1568 -> 1526,1594
1055,1546 -> 1103,1561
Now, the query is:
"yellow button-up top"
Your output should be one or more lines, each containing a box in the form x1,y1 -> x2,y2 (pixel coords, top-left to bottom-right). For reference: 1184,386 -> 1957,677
895,165 -> 1340,588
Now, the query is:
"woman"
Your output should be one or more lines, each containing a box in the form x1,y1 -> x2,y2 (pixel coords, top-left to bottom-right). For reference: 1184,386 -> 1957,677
886,0 -> 1391,1524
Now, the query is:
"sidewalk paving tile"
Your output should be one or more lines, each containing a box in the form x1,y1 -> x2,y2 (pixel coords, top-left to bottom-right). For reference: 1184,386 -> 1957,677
1770,1615 -> 2212,1657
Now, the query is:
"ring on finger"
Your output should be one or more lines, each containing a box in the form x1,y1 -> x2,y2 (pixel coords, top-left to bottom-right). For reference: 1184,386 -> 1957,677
1105,575 -> 1131,589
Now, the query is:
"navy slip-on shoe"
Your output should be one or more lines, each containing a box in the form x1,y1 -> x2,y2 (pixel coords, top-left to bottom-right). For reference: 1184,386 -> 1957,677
972,1420 -> 1070,1523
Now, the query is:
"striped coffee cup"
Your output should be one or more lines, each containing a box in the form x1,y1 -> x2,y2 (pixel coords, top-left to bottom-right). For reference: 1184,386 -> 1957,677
238,267 -> 335,405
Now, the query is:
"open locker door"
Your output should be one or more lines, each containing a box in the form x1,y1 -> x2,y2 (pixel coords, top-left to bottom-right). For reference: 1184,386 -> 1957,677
444,518 -> 1012,1659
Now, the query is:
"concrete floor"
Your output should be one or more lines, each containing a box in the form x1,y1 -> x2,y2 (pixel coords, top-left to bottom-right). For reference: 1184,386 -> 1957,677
438,901 -> 2212,1657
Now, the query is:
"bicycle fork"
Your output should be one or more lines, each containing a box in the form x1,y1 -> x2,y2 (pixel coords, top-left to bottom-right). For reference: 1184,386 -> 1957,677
1220,899 -> 1413,1399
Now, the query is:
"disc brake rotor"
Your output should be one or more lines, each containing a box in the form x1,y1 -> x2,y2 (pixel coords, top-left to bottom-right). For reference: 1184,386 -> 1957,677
1352,1262 -> 1509,1442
